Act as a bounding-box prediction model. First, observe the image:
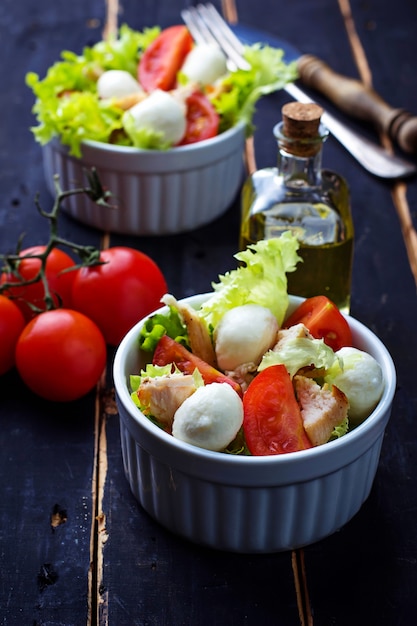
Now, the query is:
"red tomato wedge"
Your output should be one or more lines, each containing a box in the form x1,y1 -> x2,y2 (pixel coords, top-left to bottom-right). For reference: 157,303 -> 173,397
283,295 -> 352,353
153,334 -> 242,397
178,91 -> 220,145
243,364 -> 312,456
138,25 -> 194,92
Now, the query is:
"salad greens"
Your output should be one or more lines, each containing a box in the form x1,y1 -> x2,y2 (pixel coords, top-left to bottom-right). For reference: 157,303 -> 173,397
212,43 -> 298,135
138,235 -> 301,353
258,335 -> 338,378
139,305 -> 188,353
122,113 -> 171,151
26,24 -> 297,157
199,233 -> 301,329
131,234 -> 362,452
26,25 -> 159,157
130,364 -> 204,406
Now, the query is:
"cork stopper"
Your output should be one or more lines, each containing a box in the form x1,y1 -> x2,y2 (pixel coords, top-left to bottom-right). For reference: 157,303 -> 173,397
280,102 -> 324,156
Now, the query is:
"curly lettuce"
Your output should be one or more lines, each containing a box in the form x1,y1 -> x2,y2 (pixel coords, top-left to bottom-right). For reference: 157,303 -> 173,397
258,336 -> 338,378
329,416 -> 349,441
122,110 -> 172,150
139,305 -> 189,353
199,233 -> 301,329
130,364 -> 203,415
211,43 -> 298,135
26,25 -> 160,156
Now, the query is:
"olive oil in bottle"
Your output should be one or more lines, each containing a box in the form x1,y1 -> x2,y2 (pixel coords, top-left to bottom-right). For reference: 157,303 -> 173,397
240,102 -> 354,313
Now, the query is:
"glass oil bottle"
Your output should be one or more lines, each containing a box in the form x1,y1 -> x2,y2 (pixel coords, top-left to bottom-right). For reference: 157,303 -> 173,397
240,102 -> 354,312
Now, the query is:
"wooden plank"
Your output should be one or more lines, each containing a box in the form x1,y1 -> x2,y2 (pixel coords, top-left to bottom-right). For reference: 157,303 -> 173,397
2,0 -> 417,624
286,0 -> 417,624
0,2 -> 106,623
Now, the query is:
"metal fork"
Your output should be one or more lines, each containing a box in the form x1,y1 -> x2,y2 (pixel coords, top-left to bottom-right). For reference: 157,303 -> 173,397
181,3 -> 416,179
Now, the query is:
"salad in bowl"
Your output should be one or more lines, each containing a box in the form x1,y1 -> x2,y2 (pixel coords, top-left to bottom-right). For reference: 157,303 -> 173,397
129,234 -> 386,456
26,24 -> 297,157
26,24 -> 297,235
113,234 -> 396,551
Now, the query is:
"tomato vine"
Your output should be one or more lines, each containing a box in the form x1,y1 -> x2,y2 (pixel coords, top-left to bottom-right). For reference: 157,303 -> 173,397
0,168 -> 110,313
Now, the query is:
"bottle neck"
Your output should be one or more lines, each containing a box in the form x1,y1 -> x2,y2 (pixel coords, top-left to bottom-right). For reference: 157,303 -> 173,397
273,121 -> 328,189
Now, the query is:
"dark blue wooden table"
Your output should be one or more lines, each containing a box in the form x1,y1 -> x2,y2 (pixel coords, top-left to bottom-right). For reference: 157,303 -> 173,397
1,1 -> 417,624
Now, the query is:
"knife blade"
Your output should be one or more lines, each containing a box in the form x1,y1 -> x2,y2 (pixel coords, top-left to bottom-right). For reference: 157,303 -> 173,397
284,82 -> 416,179
231,22 -> 417,155
231,23 -> 416,179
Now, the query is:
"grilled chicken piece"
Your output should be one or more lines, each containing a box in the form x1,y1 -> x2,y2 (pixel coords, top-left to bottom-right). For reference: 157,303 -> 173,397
294,375 -> 349,446
274,323 -> 313,348
162,294 -> 217,367
137,374 -> 197,428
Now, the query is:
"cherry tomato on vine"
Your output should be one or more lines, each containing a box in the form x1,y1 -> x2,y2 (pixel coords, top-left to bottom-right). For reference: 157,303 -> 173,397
1,246 -> 76,321
138,25 -> 194,91
0,295 -> 26,376
178,91 -> 220,145
15,309 -> 106,402
71,247 -> 168,346
283,295 -> 352,353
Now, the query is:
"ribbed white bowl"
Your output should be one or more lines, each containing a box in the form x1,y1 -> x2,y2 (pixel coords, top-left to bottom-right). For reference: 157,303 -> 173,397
113,294 -> 396,553
42,123 -> 245,236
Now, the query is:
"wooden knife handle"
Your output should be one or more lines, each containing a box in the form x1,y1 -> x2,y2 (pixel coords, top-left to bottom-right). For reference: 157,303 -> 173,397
297,54 -> 417,155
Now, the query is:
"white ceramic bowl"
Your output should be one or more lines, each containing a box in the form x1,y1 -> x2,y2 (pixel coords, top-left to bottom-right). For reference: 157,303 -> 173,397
42,122 -> 246,236
113,294 -> 396,553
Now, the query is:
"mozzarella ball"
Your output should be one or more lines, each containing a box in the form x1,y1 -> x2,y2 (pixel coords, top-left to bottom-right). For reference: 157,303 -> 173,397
172,383 -> 243,451
324,346 -> 384,425
124,89 -> 186,145
181,43 -> 228,85
214,304 -> 279,371
97,70 -> 143,99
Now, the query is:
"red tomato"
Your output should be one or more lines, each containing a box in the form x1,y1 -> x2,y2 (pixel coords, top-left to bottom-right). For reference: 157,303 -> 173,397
0,295 -> 26,375
243,364 -> 312,456
1,246 -> 76,321
15,309 -> 106,402
153,334 -> 242,397
178,91 -> 220,145
283,295 -> 352,352
71,247 -> 168,346
138,25 -> 194,91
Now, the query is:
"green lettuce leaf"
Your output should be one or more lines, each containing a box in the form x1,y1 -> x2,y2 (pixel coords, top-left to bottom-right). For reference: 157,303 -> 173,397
211,43 -> 298,134
258,336 -> 338,378
130,364 -> 204,412
130,363 -> 174,398
138,305 -> 189,352
122,110 -> 172,150
25,25 -> 160,156
199,233 -> 301,329
328,416 -> 349,441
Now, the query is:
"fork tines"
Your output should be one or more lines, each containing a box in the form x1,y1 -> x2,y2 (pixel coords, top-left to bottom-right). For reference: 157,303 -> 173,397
181,3 -> 251,70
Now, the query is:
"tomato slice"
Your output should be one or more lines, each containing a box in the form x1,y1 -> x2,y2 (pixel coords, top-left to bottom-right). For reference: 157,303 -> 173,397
152,334 -> 242,397
243,364 -> 312,455
138,25 -> 194,92
178,91 -> 220,145
283,295 -> 352,352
